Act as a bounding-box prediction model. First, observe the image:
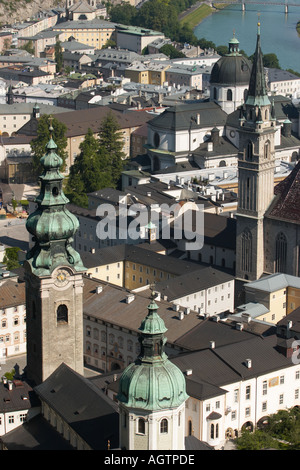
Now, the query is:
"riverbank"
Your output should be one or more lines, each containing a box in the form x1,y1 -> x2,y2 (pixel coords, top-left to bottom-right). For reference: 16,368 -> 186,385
179,2 -> 228,30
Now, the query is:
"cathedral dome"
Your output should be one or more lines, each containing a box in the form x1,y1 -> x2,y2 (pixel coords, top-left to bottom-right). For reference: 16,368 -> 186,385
210,34 -> 251,86
117,297 -> 188,411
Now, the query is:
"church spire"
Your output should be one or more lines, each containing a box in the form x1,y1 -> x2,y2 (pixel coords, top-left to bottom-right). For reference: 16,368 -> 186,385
26,117 -> 85,276
246,20 -> 270,107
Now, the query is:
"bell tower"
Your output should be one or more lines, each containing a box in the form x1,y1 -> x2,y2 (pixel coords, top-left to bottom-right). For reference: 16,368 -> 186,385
235,22 -> 276,281
117,294 -> 188,450
24,119 -> 86,385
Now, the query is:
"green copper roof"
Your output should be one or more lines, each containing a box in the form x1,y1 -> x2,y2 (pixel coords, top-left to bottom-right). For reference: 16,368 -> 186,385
246,22 -> 270,107
26,124 -> 85,276
117,297 -> 188,410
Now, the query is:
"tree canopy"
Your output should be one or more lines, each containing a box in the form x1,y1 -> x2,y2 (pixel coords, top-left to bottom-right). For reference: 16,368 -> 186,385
30,114 -> 68,176
236,407 -> 300,450
65,112 -> 126,207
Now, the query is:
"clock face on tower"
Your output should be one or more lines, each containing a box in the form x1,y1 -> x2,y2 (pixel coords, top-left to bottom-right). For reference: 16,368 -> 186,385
54,268 -> 70,287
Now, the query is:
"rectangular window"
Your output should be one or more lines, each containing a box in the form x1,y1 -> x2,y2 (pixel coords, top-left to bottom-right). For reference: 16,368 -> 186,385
245,385 -> 251,400
263,380 -> 267,395
279,394 -> 284,405
245,407 -> 250,417
262,402 -> 267,412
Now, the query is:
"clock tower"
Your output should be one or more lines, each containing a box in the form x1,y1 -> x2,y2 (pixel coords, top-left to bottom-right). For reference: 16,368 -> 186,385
235,23 -> 276,281
24,122 -> 86,385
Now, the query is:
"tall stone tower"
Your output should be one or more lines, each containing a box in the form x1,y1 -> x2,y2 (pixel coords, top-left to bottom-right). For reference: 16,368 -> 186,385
117,295 -> 189,450
235,22 -> 276,281
24,121 -> 86,386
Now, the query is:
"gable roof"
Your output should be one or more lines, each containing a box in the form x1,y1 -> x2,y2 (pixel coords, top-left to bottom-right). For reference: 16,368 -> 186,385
149,101 -> 227,131
17,107 -> 153,138
34,363 -> 119,450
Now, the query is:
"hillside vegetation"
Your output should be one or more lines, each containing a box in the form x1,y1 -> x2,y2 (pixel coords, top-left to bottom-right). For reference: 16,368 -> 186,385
0,0 -> 64,25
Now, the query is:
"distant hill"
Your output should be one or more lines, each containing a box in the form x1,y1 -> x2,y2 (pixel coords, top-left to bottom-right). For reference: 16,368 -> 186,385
0,0 -> 64,25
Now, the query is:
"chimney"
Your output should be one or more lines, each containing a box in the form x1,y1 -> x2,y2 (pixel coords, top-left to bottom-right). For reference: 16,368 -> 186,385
96,286 -> 103,294
126,294 -> 135,304
178,311 -> 184,320
211,127 -> 220,146
210,340 -> 215,349
196,113 -> 200,125
184,307 -> 190,315
241,313 -> 251,324
236,322 -> 244,331
185,369 -> 193,376
245,358 -> 252,369
8,381 -> 13,390
173,304 -> 180,311
282,119 -> 292,138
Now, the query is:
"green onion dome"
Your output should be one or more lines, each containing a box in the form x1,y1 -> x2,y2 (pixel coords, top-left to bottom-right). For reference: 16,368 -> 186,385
117,297 -> 188,410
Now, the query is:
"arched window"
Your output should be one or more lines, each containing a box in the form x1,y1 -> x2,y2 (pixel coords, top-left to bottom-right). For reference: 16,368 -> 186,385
246,141 -> 253,161
227,89 -> 233,101
241,229 -> 252,274
210,423 -> 219,439
138,418 -> 145,434
275,232 -> 287,273
188,420 -> 193,436
160,418 -> 168,434
57,304 -> 68,323
264,140 -> 270,159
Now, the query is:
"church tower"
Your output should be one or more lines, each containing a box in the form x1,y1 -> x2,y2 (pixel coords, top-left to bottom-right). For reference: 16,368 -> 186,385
117,295 -> 188,450
24,120 -> 86,385
235,22 -> 276,281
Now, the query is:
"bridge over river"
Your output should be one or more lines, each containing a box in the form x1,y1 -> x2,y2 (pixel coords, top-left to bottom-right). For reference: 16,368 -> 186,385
210,0 -> 299,13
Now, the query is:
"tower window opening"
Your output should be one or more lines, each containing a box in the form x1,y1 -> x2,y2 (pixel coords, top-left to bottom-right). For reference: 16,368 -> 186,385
160,418 -> 168,434
138,418 -> 145,434
57,304 -> 68,324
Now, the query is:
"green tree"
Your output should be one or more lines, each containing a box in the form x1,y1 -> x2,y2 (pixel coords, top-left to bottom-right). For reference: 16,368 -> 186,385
262,52 -> 280,69
55,39 -> 63,73
215,45 -> 228,56
66,128 -> 113,207
160,44 -> 185,59
197,37 -> 216,50
3,247 -> 20,270
109,3 -> 137,24
30,114 -> 68,176
98,111 -> 126,189
235,429 -> 280,450
20,40 -> 34,55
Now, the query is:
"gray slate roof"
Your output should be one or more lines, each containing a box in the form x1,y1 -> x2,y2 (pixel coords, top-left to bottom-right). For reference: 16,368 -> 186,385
34,363 -> 119,450
154,265 -> 234,300
149,101 -> 227,131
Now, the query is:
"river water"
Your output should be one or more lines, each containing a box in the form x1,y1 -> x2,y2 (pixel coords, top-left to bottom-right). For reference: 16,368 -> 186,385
194,2 -> 300,72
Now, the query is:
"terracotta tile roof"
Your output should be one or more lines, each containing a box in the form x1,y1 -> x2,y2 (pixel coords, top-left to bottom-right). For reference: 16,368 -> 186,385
0,280 -> 25,309
266,160 -> 300,224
